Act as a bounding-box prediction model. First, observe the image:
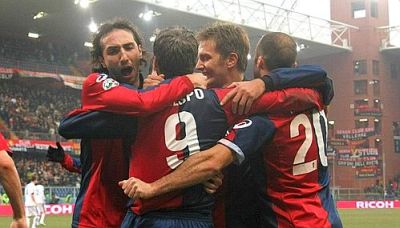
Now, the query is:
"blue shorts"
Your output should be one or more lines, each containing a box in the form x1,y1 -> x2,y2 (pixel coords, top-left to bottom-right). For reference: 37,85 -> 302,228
121,210 -> 213,228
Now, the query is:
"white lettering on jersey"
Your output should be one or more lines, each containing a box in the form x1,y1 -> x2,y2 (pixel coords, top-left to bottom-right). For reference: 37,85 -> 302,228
173,89 -> 204,106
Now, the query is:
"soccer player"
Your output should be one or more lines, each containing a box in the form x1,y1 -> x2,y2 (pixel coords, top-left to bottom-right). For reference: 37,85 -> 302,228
24,175 -> 38,228
117,26 -> 326,227
34,183 -> 46,226
0,132 -> 27,228
129,32 -> 340,228
56,18 -> 206,228
221,32 -> 342,228
63,20 -> 330,226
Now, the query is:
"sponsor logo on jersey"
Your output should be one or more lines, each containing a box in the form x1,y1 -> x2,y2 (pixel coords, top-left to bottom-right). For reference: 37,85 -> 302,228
102,78 -> 119,90
233,119 -> 252,129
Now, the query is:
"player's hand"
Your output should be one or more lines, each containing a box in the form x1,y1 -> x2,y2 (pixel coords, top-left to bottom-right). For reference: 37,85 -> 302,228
220,79 -> 265,115
186,73 -> 207,89
202,172 -> 223,194
47,142 -> 65,163
143,70 -> 165,89
10,217 -> 28,228
119,177 -> 155,200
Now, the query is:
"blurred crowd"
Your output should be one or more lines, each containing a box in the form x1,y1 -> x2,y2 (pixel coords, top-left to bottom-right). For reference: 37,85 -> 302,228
0,36 -> 88,70
0,78 -> 80,139
364,176 -> 400,199
13,151 -> 80,187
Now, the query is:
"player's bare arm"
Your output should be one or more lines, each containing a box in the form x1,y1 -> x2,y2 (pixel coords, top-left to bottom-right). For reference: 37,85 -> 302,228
143,70 -> 165,89
119,144 -> 234,200
183,73 -> 207,89
0,151 -> 27,228
220,79 -> 266,115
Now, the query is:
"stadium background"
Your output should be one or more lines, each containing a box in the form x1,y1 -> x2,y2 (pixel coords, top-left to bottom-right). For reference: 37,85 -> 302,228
0,0 -> 399,227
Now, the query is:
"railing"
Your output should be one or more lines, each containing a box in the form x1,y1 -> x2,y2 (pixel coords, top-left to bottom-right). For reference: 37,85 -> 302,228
12,131 -> 68,142
0,186 -> 79,204
0,57 -> 72,75
377,25 -> 400,49
134,0 -> 358,49
331,187 -> 399,201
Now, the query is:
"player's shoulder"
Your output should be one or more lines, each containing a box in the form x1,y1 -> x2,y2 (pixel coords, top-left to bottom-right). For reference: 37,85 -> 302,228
210,88 -> 232,101
83,73 -> 120,91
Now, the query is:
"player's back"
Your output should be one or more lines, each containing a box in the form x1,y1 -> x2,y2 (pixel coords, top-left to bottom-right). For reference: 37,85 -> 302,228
258,108 -> 342,228
130,88 -> 230,217
34,185 -> 46,204
73,137 -> 131,228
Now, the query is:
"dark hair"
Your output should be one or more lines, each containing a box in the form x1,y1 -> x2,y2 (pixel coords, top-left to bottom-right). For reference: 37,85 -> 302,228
256,32 -> 297,71
153,27 -> 198,79
197,22 -> 249,73
91,18 -> 143,73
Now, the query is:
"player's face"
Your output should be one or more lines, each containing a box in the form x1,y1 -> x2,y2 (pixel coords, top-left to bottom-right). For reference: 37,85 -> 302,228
100,29 -> 142,84
196,40 -> 230,88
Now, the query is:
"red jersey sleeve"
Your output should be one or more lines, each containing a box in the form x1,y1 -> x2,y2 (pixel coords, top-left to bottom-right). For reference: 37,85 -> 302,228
61,153 -> 81,173
215,87 -> 323,125
0,133 -> 11,154
80,73 -> 194,116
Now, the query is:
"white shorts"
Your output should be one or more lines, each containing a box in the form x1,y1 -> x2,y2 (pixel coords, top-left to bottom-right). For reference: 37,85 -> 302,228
25,206 -> 38,217
36,204 -> 45,214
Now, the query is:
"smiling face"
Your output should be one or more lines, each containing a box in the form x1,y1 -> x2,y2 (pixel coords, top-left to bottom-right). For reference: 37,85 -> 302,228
100,29 -> 142,84
196,39 -> 230,88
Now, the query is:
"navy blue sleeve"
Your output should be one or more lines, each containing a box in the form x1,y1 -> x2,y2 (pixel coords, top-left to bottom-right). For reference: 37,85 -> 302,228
58,111 -> 137,139
72,157 -> 81,169
219,115 -> 276,164
261,65 -> 333,105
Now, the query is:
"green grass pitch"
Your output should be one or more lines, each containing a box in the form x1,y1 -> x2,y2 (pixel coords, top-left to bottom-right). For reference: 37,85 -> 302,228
0,209 -> 399,227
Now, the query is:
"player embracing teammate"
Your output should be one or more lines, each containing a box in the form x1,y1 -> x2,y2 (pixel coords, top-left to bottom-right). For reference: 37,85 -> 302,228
52,18 -> 341,228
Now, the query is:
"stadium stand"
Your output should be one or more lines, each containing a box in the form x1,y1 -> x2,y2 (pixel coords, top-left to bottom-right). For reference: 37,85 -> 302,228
0,36 -> 89,75
13,151 -> 80,187
0,77 -> 80,140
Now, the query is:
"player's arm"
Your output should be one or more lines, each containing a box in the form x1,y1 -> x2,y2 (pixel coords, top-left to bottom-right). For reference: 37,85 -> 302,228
0,150 -> 26,227
221,65 -> 329,114
47,142 -> 81,173
245,87 -> 325,118
81,73 -> 206,116
58,109 -> 137,139
119,116 -> 275,199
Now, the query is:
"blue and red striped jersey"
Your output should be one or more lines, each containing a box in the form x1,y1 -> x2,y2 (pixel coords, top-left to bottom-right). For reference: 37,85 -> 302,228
222,107 -> 342,228
129,87 -> 322,218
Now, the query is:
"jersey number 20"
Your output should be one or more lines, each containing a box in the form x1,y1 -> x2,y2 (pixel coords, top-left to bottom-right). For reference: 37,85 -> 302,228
290,109 -> 328,175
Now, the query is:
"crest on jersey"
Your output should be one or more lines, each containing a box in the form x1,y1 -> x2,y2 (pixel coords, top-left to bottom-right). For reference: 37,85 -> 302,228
233,119 -> 253,129
102,78 -> 119,90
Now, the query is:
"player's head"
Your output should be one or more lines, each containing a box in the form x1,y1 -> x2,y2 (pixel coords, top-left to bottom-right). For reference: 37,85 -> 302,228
30,175 -> 37,184
91,18 -> 143,85
196,22 -> 249,88
254,32 -> 297,78
153,27 -> 198,80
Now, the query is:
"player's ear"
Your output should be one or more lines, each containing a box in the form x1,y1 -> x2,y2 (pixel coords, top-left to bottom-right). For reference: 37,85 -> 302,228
226,52 -> 239,69
99,56 -> 106,68
152,56 -> 160,74
138,44 -> 143,58
256,56 -> 264,69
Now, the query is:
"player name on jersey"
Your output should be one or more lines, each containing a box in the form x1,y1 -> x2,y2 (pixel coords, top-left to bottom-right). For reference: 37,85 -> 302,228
173,89 -> 205,106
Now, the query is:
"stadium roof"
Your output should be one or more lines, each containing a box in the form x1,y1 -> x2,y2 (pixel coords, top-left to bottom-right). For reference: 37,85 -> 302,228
0,0 -> 358,63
